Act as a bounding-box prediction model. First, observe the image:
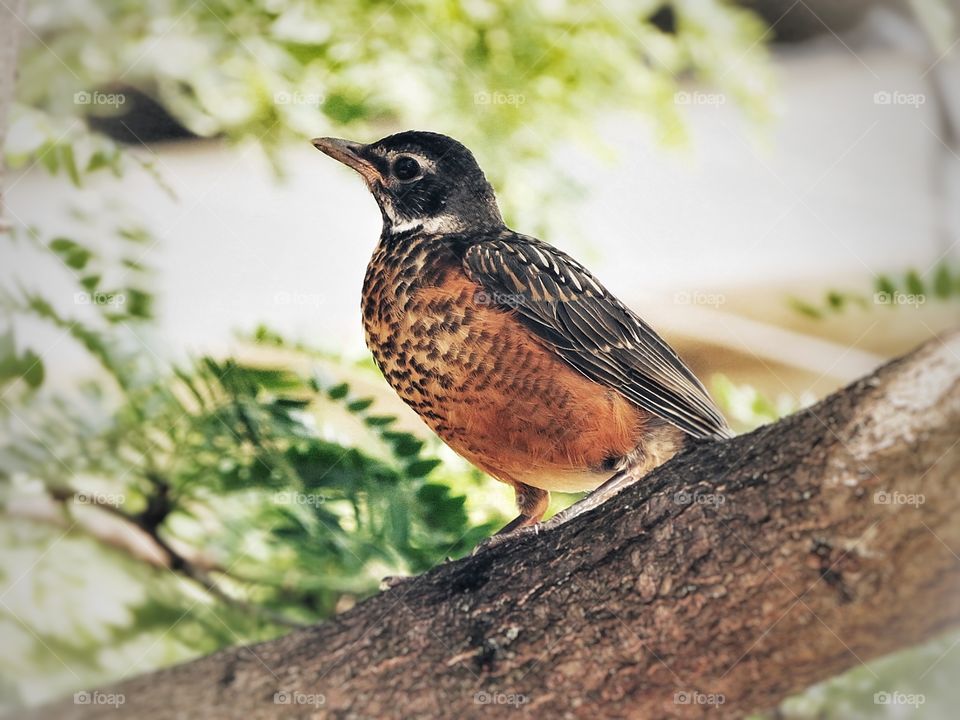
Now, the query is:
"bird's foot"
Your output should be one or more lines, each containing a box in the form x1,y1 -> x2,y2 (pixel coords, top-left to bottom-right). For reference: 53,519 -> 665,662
472,522 -> 541,555
542,469 -> 639,530
472,470 -> 641,553
540,498 -> 598,530
379,575 -> 415,591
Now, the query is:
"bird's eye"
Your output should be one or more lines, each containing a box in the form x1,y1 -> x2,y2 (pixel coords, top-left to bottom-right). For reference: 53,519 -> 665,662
392,156 -> 421,181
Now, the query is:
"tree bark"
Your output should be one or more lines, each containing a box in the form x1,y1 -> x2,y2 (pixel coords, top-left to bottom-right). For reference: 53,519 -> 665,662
26,330 -> 960,719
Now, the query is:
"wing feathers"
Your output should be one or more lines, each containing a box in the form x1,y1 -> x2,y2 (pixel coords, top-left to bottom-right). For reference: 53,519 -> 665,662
462,233 -> 731,439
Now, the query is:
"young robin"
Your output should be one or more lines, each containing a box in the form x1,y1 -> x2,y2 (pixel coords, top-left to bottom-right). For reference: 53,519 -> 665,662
313,131 -> 731,539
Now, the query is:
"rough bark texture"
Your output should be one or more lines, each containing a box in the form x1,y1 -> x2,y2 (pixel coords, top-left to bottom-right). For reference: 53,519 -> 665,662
28,330 -> 960,719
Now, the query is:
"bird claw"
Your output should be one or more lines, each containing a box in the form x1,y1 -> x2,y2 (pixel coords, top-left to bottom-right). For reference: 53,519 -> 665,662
379,575 -> 414,591
541,500 -> 592,530
472,522 -> 541,555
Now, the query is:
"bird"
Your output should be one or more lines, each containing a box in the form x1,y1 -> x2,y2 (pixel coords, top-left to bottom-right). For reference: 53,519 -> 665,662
312,130 -> 731,540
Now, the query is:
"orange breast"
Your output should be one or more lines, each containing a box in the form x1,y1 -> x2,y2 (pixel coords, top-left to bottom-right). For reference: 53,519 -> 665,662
364,262 -> 649,493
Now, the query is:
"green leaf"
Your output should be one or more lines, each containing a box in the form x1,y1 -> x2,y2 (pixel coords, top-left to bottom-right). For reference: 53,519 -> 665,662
0,328 -> 15,361
874,275 -> 896,296
0,332 -> 45,389
38,142 -> 60,174
49,237 -> 93,270
116,226 -> 152,244
80,274 -> 101,291
417,483 -> 468,532
273,397 -> 311,409
20,351 -> 45,388
787,297 -> 822,320
327,382 -> 349,400
383,432 -> 424,458
59,144 -> 82,186
904,269 -> 924,296
254,324 -> 286,345
122,288 -> 154,319
933,264 -> 952,299
86,149 -> 112,173
346,398 -> 373,413
322,92 -> 371,124
826,291 -> 845,311
363,415 -> 395,427
227,365 -> 300,392
406,458 -> 441,478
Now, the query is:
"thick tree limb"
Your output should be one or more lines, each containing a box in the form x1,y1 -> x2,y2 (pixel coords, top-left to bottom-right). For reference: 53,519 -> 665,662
28,330 -> 960,719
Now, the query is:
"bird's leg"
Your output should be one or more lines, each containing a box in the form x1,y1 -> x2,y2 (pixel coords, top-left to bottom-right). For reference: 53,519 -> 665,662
503,484 -> 549,532
473,484 -> 548,553
547,430 -> 687,529
542,469 -> 637,530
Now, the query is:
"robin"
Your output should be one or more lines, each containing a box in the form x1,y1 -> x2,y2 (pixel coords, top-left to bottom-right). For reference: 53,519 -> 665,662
313,131 -> 731,541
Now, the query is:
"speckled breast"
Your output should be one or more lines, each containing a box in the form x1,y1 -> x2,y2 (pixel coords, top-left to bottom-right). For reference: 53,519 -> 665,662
359,232 -> 652,493
361,233 -> 478,426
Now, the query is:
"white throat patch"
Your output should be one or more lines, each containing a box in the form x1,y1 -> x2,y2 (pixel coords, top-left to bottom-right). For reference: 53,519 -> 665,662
387,215 -> 462,235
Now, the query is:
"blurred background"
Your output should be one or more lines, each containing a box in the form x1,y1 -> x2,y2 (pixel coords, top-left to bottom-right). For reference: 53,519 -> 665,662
0,0 -> 958,717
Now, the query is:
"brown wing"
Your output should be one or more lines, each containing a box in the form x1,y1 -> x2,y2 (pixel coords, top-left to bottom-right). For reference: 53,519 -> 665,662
461,232 -> 732,440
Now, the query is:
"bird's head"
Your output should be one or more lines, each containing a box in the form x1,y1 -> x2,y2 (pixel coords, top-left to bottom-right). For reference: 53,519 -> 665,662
312,131 -> 504,236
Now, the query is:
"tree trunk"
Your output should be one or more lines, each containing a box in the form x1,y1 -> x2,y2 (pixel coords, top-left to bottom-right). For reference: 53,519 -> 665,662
26,329 -> 960,719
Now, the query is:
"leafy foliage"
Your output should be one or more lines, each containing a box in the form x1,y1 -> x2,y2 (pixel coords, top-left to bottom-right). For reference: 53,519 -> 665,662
788,262 -> 960,319
6,108 -> 122,182
0,256 -> 501,707
11,0 -> 774,233
0,211 -> 502,708
710,374 -> 813,431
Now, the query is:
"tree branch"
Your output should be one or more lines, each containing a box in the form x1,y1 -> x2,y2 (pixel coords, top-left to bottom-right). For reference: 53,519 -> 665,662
25,330 -> 960,719
40,489 -> 307,629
